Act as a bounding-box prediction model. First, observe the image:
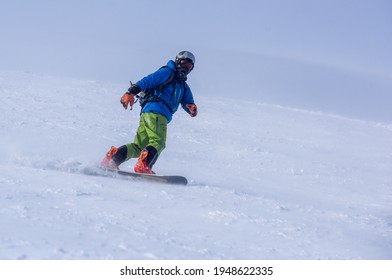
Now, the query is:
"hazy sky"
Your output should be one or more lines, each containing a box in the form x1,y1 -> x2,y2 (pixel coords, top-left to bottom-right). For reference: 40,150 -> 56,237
1,0 -> 391,121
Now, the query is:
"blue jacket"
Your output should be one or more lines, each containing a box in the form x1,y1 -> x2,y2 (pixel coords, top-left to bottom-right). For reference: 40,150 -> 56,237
135,60 -> 195,123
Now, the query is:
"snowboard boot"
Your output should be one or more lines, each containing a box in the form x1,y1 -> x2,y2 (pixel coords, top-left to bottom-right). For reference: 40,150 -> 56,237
134,146 -> 157,174
101,145 -> 128,170
101,146 -> 119,170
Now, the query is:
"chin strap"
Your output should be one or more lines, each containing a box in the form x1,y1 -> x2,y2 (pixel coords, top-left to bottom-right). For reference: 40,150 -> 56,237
176,68 -> 188,82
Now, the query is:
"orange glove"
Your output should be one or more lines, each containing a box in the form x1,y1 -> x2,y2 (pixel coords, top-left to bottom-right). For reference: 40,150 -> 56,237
120,93 -> 135,110
186,103 -> 198,117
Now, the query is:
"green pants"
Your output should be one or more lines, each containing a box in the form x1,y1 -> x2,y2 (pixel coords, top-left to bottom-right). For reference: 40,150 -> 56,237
124,112 -> 168,161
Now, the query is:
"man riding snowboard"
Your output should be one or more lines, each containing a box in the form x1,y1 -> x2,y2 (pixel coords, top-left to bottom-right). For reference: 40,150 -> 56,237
101,51 -> 198,174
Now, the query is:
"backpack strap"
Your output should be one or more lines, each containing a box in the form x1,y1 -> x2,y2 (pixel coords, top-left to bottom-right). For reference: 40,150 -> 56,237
157,68 -> 176,91
139,66 -> 176,110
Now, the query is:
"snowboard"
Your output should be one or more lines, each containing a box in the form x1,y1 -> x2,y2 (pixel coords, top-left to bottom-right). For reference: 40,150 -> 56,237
110,169 -> 188,185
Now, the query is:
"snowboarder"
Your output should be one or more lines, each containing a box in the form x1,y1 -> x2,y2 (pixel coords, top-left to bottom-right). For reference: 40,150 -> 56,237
101,51 -> 198,174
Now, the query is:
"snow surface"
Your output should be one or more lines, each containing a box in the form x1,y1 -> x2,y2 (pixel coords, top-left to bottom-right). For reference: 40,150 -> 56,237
0,70 -> 391,260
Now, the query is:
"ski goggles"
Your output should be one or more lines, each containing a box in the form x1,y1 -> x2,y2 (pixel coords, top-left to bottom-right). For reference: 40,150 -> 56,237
179,59 -> 194,71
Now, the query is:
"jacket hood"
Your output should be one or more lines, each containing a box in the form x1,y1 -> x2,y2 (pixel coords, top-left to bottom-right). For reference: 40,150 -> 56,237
166,60 -> 176,71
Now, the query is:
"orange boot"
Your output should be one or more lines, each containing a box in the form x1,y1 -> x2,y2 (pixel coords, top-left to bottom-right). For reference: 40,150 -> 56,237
134,150 -> 155,174
101,146 -> 119,170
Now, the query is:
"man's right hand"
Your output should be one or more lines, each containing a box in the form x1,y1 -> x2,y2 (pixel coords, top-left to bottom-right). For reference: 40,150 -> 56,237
120,92 -> 135,110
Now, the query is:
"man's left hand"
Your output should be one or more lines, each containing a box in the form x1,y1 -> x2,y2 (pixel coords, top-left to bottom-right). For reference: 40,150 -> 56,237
186,103 -> 198,117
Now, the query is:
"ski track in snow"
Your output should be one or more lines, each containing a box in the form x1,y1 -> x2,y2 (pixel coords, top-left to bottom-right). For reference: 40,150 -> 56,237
0,71 -> 392,260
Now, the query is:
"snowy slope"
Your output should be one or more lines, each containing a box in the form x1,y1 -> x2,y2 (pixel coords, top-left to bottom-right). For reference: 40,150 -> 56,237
0,70 -> 391,260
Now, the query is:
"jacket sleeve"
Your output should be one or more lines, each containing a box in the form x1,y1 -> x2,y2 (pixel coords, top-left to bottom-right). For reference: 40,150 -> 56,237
135,67 -> 173,91
181,84 -> 195,111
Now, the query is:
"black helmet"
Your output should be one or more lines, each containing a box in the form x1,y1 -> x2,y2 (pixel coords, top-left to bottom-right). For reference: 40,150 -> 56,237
175,51 -> 195,72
